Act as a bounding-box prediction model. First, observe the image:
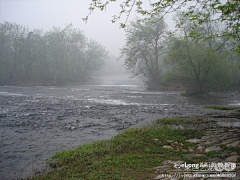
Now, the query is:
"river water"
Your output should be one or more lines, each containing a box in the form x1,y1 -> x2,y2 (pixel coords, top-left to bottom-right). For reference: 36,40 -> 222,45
0,75 -> 239,179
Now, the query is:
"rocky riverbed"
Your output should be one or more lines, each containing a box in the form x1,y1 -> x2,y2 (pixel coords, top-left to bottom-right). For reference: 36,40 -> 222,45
0,78 -> 239,179
153,125 -> 240,180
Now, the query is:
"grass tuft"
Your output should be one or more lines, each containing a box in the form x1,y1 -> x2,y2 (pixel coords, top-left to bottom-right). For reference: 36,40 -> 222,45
204,105 -> 238,110
31,123 -> 202,179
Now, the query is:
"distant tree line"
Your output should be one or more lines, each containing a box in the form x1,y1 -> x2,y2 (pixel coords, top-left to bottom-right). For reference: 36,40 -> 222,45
121,14 -> 240,94
0,22 -> 107,85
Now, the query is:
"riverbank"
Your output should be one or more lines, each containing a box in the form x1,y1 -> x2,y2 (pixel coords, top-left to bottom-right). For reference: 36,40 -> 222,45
0,83 -> 239,179
29,109 -> 240,180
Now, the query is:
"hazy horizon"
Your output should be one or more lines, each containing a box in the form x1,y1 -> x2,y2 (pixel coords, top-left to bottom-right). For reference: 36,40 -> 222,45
0,0 -> 175,57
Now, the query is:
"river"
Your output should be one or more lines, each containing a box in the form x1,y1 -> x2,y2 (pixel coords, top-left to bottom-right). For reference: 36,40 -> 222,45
0,75 -> 239,179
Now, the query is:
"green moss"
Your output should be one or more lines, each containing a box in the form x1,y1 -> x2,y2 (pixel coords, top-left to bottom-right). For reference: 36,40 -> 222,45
204,105 -> 238,110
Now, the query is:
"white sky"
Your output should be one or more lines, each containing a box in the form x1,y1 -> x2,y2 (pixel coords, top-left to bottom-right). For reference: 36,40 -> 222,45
0,0 -> 175,56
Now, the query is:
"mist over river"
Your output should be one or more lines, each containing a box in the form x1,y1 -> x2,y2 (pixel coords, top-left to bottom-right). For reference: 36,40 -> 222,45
0,75 -> 239,179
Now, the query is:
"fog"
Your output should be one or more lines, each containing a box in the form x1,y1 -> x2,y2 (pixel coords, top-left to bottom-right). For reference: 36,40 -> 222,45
1,1 -> 239,179
0,0 -> 175,57
0,0 -> 123,56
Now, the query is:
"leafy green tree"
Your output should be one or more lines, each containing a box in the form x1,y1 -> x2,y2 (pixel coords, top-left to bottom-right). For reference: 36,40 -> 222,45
0,22 -> 29,82
83,40 -> 107,79
0,22 -> 107,85
164,12 -> 233,94
164,38 -> 231,94
120,16 -> 168,89
85,0 -> 239,52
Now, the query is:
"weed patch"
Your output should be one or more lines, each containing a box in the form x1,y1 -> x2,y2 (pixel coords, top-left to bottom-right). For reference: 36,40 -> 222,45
204,105 -> 238,110
31,124 -> 200,179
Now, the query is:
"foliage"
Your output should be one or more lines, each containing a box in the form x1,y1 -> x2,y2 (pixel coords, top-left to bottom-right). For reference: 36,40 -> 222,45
0,22 -> 107,85
120,15 -> 168,89
164,38 -> 231,94
84,0 -> 240,53
31,124 -> 201,179
204,105 -> 238,110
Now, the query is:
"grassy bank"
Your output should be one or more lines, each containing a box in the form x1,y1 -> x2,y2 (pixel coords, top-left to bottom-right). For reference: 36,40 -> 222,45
30,114 -> 239,180
30,118 -> 206,180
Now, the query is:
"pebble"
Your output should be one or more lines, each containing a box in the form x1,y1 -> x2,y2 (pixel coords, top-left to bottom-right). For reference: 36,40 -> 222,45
226,155 -> 240,162
154,127 -> 240,180
227,141 -> 240,148
205,145 -> 222,153
163,145 -> 173,149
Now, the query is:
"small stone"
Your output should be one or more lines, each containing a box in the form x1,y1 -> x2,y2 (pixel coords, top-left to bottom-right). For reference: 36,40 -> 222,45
220,138 -> 239,145
188,148 -> 194,152
154,175 -> 162,180
201,135 -> 214,140
203,141 -> 214,145
186,138 -> 202,143
162,160 -> 174,164
226,141 -> 240,148
174,160 -> 184,164
226,155 -> 240,162
205,146 -> 222,153
184,153 -> 206,159
163,145 -> 173,149
197,145 -> 205,152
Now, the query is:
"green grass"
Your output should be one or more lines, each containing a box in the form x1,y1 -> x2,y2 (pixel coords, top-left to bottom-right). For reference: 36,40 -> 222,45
204,105 -> 238,110
31,124 -> 203,180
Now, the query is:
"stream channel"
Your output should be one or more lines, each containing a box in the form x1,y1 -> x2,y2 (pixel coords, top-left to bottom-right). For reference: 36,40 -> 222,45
0,75 -> 239,179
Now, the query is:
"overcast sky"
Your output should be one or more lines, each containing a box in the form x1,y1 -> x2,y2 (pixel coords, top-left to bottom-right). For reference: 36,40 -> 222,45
0,0 -> 175,56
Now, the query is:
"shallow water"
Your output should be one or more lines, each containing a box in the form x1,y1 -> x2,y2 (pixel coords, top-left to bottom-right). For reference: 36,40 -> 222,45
0,75 -> 239,179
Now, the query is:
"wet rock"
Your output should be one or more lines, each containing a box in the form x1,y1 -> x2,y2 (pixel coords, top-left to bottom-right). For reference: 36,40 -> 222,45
184,153 -> 206,159
226,141 -> 240,148
0,113 -> 7,118
205,146 -> 222,153
163,145 -> 173,149
226,155 -> 240,162
64,126 -> 77,131
201,135 -> 215,140
220,138 -> 239,145
186,138 -> 202,143
162,160 -> 174,164
174,160 -> 184,164
196,144 -> 206,152
188,148 -> 194,152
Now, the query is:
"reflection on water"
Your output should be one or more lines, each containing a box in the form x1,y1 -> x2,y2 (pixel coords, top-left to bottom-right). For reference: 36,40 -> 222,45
0,75 -> 239,107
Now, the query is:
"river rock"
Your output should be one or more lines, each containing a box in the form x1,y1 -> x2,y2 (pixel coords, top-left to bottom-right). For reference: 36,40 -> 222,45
196,144 -> 205,152
186,138 -> 202,143
163,145 -> 173,149
226,141 -> 240,148
184,153 -> 206,159
205,146 -> 222,153
226,155 -> 240,162
221,138 -> 239,145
